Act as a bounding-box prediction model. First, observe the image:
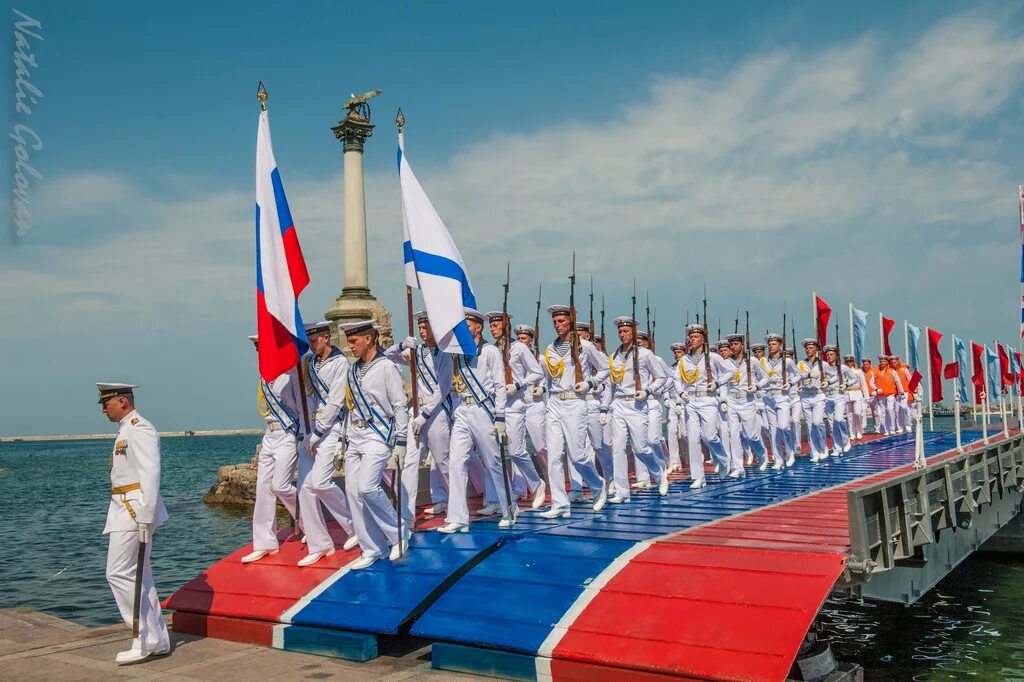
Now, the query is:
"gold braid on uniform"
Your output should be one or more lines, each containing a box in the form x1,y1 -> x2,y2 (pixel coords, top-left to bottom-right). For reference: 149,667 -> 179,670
679,361 -> 700,384
761,357 -> 776,377
257,382 -> 271,418
545,348 -> 566,379
345,386 -> 355,411
608,357 -> 626,385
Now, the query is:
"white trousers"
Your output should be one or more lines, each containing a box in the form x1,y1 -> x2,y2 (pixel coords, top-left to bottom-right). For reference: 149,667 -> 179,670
300,429 -> 354,554
401,410 -> 451,524
763,394 -> 792,461
447,404 -> 511,525
875,394 -> 896,433
790,395 -> 803,456
666,404 -> 685,470
847,391 -> 866,438
685,397 -> 730,482
106,531 -> 169,652
507,399 -> 543,494
344,435 -> 398,560
727,395 -> 767,468
610,399 -> 665,498
585,399 -> 614,485
546,397 -> 605,510
825,393 -> 849,450
896,395 -> 911,431
800,391 -> 827,456
253,428 -> 297,551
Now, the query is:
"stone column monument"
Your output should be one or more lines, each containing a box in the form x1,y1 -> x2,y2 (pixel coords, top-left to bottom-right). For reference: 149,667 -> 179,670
324,88 -> 393,349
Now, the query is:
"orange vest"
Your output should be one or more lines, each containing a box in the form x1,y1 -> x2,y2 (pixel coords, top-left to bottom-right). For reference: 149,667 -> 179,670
894,364 -> 914,402
875,367 -> 898,396
862,367 -> 877,393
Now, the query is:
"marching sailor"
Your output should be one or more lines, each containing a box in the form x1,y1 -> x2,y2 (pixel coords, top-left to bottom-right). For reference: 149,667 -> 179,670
298,321 -> 356,566
822,345 -> 852,457
665,342 -> 688,472
873,355 -> 902,435
243,336 -> 300,564
797,339 -> 829,461
787,349 -> 804,458
751,341 -> 771,464
638,330 -> 673,469
676,325 -> 732,489
724,333 -> 770,475
438,309 -> 515,532
762,334 -> 799,467
538,305 -> 610,518
386,311 -> 454,519
577,321 -> 615,499
515,323 -> 551,496
861,358 -> 880,434
98,383 -> 171,664
339,320 -> 410,570
844,355 -> 870,441
604,316 -> 670,502
714,339 -> 735,471
891,356 -> 915,434
487,311 -> 547,510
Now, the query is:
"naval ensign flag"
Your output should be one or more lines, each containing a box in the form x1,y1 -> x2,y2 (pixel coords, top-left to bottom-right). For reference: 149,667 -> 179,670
255,109 -> 310,381
398,130 -> 479,356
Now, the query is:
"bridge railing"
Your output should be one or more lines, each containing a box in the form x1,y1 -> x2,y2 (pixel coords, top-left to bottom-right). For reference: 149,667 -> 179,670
845,434 -> 1024,583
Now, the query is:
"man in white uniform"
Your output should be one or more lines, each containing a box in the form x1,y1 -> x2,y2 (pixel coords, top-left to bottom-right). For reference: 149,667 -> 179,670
99,383 -> 171,665
242,336 -> 300,564
844,355 -> 870,441
797,339 -> 829,462
577,321 -> 613,499
665,342 -> 687,473
675,325 -> 733,489
761,334 -> 799,467
822,345 -> 853,457
724,333 -> 770,475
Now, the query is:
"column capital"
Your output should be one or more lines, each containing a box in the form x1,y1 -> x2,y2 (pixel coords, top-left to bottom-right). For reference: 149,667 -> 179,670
332,115 -> 375,153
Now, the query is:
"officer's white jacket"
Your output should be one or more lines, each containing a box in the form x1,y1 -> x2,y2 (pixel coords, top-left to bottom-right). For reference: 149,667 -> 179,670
845,367 -> 870,394
385,341 -> 453,419
306,348 -> 351,437
822,362 -> 856,390
760,355 -> 800,390
454,342 -> 508,417
505,340 -> 544,390
343,350 -> 409,443
675,350 -> 734,396
104,411 -> 168,534
543,337 -> 610,393
725,355 -> 770,392
604,345 -> 668,406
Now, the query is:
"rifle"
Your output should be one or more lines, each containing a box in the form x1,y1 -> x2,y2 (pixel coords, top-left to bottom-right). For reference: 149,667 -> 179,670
632,280 -> 641,391
533,283 -> 542,359
497,263 -> 516,522
834,322 -> 842,390
745,310 -> 752,390
781,305 -> 788,388
734,307 -> 740,335
703,285 -> 713,391
652,307 -> 657,353
589,276 -> 595,341
600,294 -> 606,352
569,253 -> 584,384
645,291 -> 652,351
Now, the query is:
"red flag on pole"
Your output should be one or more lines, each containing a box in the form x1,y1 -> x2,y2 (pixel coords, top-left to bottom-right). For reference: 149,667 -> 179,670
1016,352 -> 1023,392
928,328 -> 943,403
997,343 -> 1012,389
881,316 -> 895,356
815,295 -> 831,347
971,342 -> 985,401
943,362 -> 959,380
908,370 -> 923,394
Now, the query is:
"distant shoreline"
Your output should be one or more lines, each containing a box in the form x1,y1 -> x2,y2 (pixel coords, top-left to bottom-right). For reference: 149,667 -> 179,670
0,428 -> 263,443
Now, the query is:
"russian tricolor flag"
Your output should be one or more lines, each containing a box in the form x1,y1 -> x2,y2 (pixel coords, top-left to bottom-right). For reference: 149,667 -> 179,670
256,109 -> 310,381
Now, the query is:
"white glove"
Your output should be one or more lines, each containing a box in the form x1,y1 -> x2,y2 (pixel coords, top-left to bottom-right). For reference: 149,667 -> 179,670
781,382 -> 790,391
410,413 -> 427,436
598,411 -> 609,426
634,389 -> 649,401
505,383 -> 518,395
400,336 -> 417,350
719,401 -> 728,414
493,418 -> 507,440
573,381 -> 590,395
308,432 -> 322,454
524,388 -> 535,404
138,522 -> 151,544
387,444 -> 406,470
333,441 -> 346,469
672,403 -> 684,416
532,385 -> 545,397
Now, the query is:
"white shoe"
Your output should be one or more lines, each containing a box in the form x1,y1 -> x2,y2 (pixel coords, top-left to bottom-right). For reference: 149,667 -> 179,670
713,464 -> 721,474
689,479 -> 707,490
437,522 -> 470,534
241,549 -> 277,564
772,460 -> 784,471
115,640 -> 169,665
342,535 -> 360,551
831,448 -> 843,458
745,453 -> 754,465
728,469 -> 743,479
844,442 -> 852,453
786,454 -> 795,467
498,517 -> 516,529
388,536 -> 409,561
477,502 -> 502,516
758,459 -> 769,472
531,481 -> 547,510
300,535 -> 307,545
568,491 -> 586,502
349,554 -> 378,570
593,480 -> 609,511
297,548 -> 335,567
425,502 -> 448,515
658,470 -> 669,497
809,454 -> 820,463
607,495 -> 629,504
631,481 -> 651,490
539,507 -> 571,519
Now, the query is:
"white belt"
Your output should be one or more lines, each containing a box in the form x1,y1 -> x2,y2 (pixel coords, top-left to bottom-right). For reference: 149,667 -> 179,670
352,417 -> 376,428
266,422 -> 284,432
685,389 -> 712,398
728,390 -> 752,399
766,388 -> 784,396
551,391 -> 580,401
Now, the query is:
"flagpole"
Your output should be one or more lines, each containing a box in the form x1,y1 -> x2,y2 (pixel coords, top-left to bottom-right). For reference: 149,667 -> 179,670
952,335 -> 962,452
1018,343 -> 1023,430
394,109 -> 415,555
848,303 -> 854,359
879,312 -> 884,358
904,320 -> 909,363
981,342 -> 990,443
926,327 -> 934,431
996,339 -> 1009,436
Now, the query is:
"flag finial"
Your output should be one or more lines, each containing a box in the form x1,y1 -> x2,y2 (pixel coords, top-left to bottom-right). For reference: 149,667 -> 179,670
395,107 -> 405,132
256,81 -> 268,111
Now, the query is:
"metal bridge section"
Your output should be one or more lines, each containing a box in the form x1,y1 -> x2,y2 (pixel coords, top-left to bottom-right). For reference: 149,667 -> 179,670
845,433 -> 1024,604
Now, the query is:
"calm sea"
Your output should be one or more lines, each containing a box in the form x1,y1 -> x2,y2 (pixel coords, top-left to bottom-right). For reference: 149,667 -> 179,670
0,429 -> 1021,680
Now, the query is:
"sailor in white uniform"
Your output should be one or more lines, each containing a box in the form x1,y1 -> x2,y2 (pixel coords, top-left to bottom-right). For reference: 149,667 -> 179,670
298,321 -> 356,566
843,355 -> 870,441
797,339 -> 829,462
242,336 -> 300,564
604,316 -> 670,502
675,325 -> 733,489
822,345 -> 853,457
761,334 -> 799,468
514,323 -> 551,505
339,320 -> 410,570
386,311 -> 454,519
665,342 -> 688,472
787,349 -> 804,458
438,309 -> 514,532
538,305 -> 610,518
577,321 -> 615,496
487,311 -> 547,510
751,342 -> 772,462
714,339 -> 735,470
638,330 -> 672,469
99,383 -> 171,665
724,333 -> 770,476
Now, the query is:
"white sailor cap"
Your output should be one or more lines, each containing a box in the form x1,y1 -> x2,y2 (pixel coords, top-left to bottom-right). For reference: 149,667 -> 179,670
576,321 -> 591,331
97,383 -> 138,404
685,324 -> 705,337
547,304 -> 571,317
304,320 -> 331,335
464,307 -> 486,324
765,333 -> 784,343
725,333 -> 744,344
878,354 -> 890,361
514,323 -> 535,337
485,311 -> 511,322
247,334 -> 258,344
614,315 -> 636,327
339,319 -> 377,336
802,338 -> 819,348
715,339 -> 730,348
750,342 -> 766,351
823,344 -> 838,353
843,354 -> 856,362
637,329 -> 649,340
670,342 -> 686,352
414,310 -> 429,322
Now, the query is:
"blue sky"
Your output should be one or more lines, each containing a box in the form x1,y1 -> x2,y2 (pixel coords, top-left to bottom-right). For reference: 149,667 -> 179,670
2,1 -> 1023,436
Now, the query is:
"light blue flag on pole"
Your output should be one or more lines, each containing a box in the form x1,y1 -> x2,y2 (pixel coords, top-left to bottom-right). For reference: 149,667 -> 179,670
1010,351 -> 1020,398
986,346 -> 1000,399
954,336 -> 969,402
906,323 -> 921,373
852,307 -> 869,364
398,131 -> 479,356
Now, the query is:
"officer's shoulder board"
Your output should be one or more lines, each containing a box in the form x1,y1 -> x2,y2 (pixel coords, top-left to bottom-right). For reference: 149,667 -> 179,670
131,417 -> 140,426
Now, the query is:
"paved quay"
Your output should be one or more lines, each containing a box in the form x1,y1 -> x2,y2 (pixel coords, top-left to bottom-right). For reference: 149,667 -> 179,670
0,609 -> 480,681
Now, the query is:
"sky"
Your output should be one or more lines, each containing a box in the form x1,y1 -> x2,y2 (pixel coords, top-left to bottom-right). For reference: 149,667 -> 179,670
2,1 -> 1023,436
